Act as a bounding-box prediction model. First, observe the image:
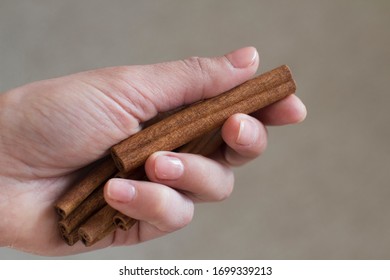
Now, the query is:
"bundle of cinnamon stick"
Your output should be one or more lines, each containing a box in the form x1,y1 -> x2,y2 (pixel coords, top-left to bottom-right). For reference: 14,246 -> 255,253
54,65 -> 297,246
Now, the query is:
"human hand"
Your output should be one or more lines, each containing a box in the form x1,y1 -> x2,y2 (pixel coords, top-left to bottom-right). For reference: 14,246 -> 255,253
0,47 -> 306,256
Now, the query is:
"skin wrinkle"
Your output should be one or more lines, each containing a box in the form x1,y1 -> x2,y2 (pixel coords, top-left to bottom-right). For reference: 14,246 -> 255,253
0,187 -> 12,246
110,67 -> 159,120
44,98 -> 108,163
3,87 -> 99,177
0,46 -> 306,255
89,94 -> 140,143
0,181 -> 30,247
90,67 -> 157,124
123,221 -> 141,245
76,80 -> 124,130
76,80 -> 138,144
139,63 -> 189,112
152,190 -> 193,233
79,74 -> 148,137
121,78 -> 158,122
176,195 -> 194,229
180,56 -> 209,103
1,177 -> 64,250
113,221 -> 140,246
0,94 -> 25,160
1,99 -> 43,178
22,94 -> 64,148
167,61 -> 201,107
169,154 -> 234,203
0,184 -> 13,205
137,221 -> 166,243
177,55 -> 241,106
147,186 -> 172,229
0,95 -> 8,159
24,96 -> 59,148
22,106 -> 81,173
129,65 -> 186,119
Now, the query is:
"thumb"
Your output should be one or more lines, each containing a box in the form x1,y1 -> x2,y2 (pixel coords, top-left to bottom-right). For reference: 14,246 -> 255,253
84,46 -> 259,129
0,47 -> 259,177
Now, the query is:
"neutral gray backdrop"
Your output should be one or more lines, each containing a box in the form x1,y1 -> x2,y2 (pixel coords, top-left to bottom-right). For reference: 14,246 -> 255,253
1,0 -> 389,259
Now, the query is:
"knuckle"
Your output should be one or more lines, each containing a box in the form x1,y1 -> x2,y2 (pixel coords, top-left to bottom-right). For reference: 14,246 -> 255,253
110,65 -> 134,80
176,200 -> 195,228
253,127 -> 268,156
156,196 -> 194,233
214,172 -> 235,202
181,56 -> 211,96
149,187 -> 172,222
92,65 -> 134,84
217,185 -> 234,202
182,56 -> 209,76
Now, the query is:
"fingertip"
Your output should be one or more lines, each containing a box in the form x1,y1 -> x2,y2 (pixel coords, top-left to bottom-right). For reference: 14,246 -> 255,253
153,153 -> 184,181
222,113 -> 264,147
278,94 -> 308,124
236,117 -> 260,146
294,96 -> 308,123
225,46 -> 259,69
145,151 -> 185,182
221,114 -> 267,166
253,94 -> 307,125
105,179 -> 136,203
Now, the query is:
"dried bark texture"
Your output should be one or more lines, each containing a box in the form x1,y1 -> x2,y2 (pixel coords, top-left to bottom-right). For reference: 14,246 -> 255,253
111,65 -> 295,173
55,157 -> 117,218
54,65 -> 296,246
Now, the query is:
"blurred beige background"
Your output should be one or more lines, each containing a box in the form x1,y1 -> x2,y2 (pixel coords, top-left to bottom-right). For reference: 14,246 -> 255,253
1,0 -> 389,259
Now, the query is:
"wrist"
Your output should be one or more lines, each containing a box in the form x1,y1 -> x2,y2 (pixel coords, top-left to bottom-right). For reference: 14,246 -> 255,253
0,175 -> 26,248
0,90 -> 23,178
0,180 -> 12,247
0,93 -> 13,247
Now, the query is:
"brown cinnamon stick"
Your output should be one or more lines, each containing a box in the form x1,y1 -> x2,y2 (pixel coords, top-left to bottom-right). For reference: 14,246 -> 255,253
113,213 -> 137,231
111,65 -> 296,173
59,129 -> 224,245
78,204 -> 118,246
58,185 -> 106,235
82,224 -> 116,247
60,229 -> 80,246
56,65 -> 297,246
55,157 -> 117,218
112,128 -> 226,232
177,128 -> 223,156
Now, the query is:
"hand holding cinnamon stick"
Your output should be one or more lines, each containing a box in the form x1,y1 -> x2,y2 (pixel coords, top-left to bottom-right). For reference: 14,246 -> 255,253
0,47 -> 306,255
55,64 -> 297,246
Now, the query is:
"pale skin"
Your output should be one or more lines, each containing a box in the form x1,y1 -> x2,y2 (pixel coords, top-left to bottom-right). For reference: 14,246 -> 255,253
0,47 -> 306,256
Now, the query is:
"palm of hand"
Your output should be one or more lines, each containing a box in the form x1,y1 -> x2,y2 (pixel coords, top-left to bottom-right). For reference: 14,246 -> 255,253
0,70 -> 146,255
0,48 -> 304,256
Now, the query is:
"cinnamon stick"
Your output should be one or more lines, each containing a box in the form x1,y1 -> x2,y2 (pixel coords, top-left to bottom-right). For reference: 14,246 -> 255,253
78,204 -> 118,246
55,65 -> 297,246
59,129 -> 224,245
82,224 -> 116,247
55,157 -> 117,218
58,185 -> 106,235
111,65 -> 296,173
176,128 -> 223,156
113,213 -> 137,231
111,129 -> 227,232
60,229 -> 80,246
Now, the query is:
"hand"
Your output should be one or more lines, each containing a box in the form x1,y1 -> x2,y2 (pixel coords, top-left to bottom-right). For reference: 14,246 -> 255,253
0,47 -> 306,256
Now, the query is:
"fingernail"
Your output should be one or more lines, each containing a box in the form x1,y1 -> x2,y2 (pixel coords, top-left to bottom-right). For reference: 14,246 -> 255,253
236,118 -> 258,146
296,99 -> 308,123
226,46 -> 258,69
155,155 -> 184,180
107,179 -> 136,203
